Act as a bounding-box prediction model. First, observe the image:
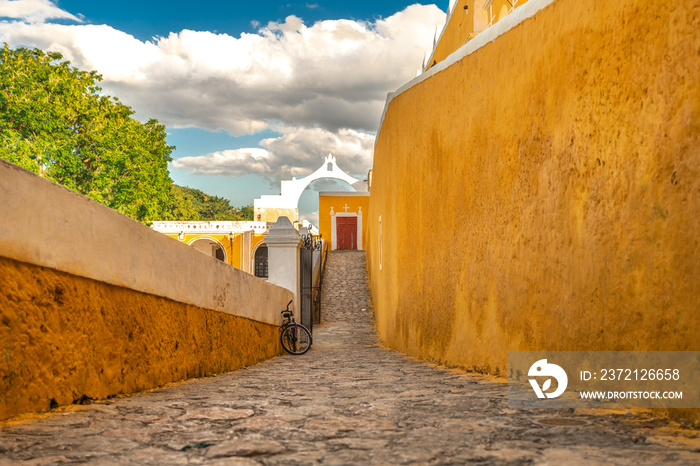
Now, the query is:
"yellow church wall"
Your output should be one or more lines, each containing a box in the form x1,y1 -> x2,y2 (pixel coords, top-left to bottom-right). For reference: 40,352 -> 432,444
429,0 -> 531,67
319,193 -> 370,250
368,0 -> 699,421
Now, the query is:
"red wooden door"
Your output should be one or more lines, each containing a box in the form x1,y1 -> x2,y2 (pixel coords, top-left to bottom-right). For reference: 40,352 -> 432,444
336,217 -> 357,250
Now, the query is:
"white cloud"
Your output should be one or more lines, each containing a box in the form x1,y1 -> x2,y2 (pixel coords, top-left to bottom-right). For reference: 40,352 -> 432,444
0,0 -> 80,23
0,4 -> 445,135
0,2 -> 444,182
172,126 -> 374,181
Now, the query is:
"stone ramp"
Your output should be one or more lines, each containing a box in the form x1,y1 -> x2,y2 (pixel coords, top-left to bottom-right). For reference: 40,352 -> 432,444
1,251 -> 698,464
316,250 -> 376,346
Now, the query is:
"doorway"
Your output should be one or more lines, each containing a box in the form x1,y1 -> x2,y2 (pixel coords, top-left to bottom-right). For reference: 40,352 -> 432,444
336,216 -> 357,250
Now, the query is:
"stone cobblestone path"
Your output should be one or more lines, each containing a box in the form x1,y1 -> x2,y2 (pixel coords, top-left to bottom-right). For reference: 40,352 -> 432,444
1,251 -> 699,465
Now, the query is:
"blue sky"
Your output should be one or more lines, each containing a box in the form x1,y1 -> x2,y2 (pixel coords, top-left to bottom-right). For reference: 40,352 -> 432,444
0,0 -> 446,223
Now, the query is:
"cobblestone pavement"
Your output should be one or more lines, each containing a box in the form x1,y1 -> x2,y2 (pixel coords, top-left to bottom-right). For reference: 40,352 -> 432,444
1,251 -> 699,465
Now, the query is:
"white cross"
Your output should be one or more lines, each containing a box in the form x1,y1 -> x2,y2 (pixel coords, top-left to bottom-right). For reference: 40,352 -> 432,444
343,204 -> 350,212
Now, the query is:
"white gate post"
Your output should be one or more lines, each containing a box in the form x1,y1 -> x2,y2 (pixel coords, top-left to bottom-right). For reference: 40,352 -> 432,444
265,216 -> 302,314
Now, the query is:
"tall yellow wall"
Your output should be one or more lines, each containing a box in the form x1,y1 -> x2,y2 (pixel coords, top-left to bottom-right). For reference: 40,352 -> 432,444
369,0 -> 699,398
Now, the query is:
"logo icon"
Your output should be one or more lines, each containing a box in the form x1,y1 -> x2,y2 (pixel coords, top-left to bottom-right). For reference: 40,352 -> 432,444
528,359 -> 568,399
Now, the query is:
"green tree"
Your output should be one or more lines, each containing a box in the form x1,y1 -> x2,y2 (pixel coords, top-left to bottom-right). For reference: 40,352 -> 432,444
164,185 -> 253,221
166,184 -> 200,220
0,45 -> 174,223
239,204 -> 254,221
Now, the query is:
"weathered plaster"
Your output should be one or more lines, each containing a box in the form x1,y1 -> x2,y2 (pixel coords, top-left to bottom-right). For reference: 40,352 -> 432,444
368,0 -> 699,421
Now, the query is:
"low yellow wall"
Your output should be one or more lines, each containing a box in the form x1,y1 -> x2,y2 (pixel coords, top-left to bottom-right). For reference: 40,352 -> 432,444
0,160 -> 293,420
369,0 -> 698,419
0,160 -> 289,327
0,256 -> 281,421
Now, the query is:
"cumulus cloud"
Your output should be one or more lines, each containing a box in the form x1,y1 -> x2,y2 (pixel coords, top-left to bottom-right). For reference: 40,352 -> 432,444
0,4 -> 445,135
172,126 -> 374,181
0,2 -> 445,182
0,0 -> 80,23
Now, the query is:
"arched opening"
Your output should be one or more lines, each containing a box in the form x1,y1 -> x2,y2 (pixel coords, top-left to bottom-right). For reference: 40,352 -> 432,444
254,244 -> 268,278
298,178 -> 354,227
327,162 -> 333,171
189,238 -> 226,262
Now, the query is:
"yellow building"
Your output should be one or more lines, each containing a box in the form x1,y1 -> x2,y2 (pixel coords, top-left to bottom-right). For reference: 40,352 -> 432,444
151,221 -> 271,278
319,192 -> 370,251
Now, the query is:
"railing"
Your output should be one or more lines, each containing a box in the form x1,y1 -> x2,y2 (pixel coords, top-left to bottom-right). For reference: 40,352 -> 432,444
300,234 -> 329,329
300,233 -> 322,333
313,240 -> 329,325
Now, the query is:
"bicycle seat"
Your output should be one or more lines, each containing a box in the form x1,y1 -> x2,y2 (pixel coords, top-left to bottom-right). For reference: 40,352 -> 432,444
282,311 -> 292,318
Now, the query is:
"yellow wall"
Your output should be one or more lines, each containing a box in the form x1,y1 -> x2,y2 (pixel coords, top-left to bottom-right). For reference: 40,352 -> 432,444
430,0 -> 531,66
319,194 -> 370,250
0,256 -> 282,421
369,0 -> 699,420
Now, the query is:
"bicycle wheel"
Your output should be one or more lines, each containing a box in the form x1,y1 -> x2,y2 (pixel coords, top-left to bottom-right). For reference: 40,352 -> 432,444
280,324 -> 312,355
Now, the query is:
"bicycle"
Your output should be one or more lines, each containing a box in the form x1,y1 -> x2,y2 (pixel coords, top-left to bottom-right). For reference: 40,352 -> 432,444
279,299 -> 312,355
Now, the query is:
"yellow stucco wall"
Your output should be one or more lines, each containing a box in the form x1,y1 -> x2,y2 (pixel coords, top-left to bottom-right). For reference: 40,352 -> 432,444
319,194 -> 370,250
0,256 -> 282,421
369,0 -> 699,420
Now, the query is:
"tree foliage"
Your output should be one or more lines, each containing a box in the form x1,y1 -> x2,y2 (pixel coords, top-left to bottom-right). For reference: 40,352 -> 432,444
0,44 -> 253,224
0,45 -> 174,223
166,185 -> 254,221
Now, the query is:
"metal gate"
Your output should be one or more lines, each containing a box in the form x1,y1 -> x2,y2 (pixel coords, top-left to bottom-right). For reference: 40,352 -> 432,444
299,234 -> 315,334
